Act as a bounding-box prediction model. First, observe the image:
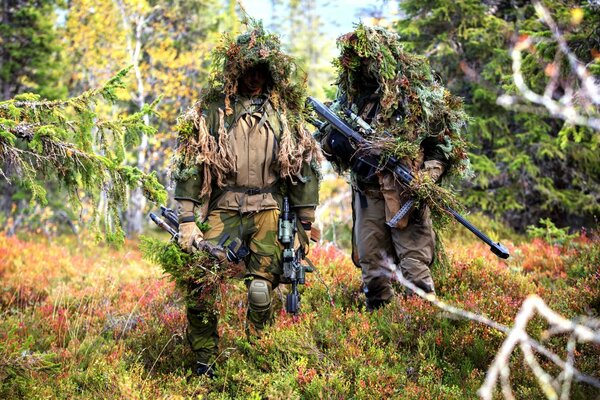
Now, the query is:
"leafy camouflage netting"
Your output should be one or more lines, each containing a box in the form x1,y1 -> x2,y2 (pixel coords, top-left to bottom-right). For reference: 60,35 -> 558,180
335,23 -> 471,181
140,236 -> 244,309
333,24 -> 473,225
173,19 -> 320,199
206,19 -> 307,118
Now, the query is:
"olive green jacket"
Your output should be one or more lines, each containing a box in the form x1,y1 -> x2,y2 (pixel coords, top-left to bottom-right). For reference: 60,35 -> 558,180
174,94 -> 319,222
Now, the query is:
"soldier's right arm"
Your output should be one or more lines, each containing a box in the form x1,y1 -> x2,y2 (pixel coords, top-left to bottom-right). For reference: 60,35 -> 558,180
172,103 -> 215,252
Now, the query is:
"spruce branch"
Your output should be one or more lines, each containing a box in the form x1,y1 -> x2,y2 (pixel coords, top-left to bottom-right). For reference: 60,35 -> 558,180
0,68 -> 167,242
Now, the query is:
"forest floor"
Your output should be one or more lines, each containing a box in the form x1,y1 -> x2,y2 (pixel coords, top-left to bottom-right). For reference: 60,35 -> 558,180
1,218 -> 599,399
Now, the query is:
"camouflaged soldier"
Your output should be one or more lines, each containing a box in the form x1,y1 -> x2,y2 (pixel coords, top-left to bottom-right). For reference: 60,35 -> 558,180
173,25 -> 320,375
316,25 -> 469,310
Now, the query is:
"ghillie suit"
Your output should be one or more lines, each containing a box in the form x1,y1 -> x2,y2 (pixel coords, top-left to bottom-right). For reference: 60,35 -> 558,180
172,22 -> 320,367
174,24 -> 320,201
316,24 -> 470,308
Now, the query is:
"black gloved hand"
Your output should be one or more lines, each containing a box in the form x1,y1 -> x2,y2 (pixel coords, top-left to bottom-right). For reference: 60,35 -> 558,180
327,129 -> 355,167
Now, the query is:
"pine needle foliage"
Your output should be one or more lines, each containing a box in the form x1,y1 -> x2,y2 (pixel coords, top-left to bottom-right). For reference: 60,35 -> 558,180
0,68 -> 167,243
397,0 -> 600,231
139,236 -> 243,309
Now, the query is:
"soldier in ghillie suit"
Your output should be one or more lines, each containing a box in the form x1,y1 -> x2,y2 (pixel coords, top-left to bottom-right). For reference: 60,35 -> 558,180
172,24 -> 320,375
316,24 -> 470,310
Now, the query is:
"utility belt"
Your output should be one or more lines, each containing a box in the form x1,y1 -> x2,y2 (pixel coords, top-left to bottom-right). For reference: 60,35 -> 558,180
223,185 -> 278,196
209,183 -> 281,213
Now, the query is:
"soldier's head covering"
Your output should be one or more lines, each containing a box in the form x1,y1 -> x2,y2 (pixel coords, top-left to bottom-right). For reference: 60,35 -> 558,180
335,24 -> 430,120
335,23 -> 471,180
206,21 -> 307,116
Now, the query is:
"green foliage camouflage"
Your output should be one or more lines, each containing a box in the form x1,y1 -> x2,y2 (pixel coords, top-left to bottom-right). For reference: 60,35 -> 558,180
204,18 -> 309,122
139,235 -> 243,309
172,18 -> 320,201
330,24 -> 471,227
0,68 -> 167,243
397,0 -> 600,231
334,24 -> 471,180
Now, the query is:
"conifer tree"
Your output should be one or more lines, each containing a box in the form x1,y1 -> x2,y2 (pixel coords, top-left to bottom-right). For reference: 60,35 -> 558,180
397,0 -> 600,231
1,0 -> 71,232
63,0 -> 221,235
0,0 -> 65,100
0,69 -> 167,242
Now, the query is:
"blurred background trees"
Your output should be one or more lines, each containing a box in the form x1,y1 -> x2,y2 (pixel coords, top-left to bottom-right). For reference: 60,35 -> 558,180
396,0 -> 600,232
1,0 -> 598,240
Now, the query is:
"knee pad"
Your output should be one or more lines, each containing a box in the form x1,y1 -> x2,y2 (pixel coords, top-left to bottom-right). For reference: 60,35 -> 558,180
248,279 -> 271,312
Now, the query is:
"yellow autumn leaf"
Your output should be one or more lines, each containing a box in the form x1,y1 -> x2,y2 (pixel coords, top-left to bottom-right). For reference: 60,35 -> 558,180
570,8 -> 584,26
544,63 -> 557,77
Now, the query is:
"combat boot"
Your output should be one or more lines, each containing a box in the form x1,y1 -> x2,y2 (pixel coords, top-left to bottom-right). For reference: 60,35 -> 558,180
194,361 -> 215,378
366,297 -> 390,311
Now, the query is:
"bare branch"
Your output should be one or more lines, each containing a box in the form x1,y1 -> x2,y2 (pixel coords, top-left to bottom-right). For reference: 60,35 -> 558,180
382,259 -> 600,399
497,1 -> 600,132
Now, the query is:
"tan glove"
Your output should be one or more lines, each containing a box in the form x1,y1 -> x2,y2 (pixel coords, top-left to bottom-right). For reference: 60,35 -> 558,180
422,160 -> 445,182
177,200 -> 204,253
178,221 -> 204,253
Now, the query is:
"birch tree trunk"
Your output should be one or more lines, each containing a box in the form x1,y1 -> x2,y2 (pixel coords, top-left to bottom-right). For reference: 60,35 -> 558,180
115,0 -> 150,236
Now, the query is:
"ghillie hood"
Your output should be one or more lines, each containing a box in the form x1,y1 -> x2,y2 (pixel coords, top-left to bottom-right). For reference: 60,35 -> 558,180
334,23 -> 471,179
204,20 -> 307,118
174,21 -> 320,200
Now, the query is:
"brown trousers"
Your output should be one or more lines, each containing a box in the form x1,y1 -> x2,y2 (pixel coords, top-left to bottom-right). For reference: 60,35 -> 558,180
352,189 -> 436,302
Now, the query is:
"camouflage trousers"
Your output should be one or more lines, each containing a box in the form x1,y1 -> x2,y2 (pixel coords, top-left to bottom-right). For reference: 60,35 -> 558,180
186,208 -> 282,364
352,189 -> 436,307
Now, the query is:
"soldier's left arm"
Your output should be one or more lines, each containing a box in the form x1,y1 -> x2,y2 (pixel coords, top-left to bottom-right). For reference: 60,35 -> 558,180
287,158 -> 321,243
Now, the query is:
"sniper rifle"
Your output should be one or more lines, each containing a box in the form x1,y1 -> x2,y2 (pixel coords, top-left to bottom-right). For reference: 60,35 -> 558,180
307,96 -> 510,259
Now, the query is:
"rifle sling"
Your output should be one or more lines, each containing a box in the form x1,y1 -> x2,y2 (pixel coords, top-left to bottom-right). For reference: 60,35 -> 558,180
179,215 -> 196,224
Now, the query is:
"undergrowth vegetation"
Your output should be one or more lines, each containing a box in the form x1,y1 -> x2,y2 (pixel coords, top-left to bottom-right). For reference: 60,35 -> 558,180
0,224 -> 598,399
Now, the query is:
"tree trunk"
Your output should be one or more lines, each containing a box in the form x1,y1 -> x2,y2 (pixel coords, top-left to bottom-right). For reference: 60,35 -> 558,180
115,3 -> 150,236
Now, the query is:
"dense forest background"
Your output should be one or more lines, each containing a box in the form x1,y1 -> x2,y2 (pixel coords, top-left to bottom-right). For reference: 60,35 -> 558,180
1,0 -> 599,399
1,0 -> 598,239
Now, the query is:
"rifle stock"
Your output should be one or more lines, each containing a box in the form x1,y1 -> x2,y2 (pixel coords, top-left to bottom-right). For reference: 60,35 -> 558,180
307,96 -> 510,259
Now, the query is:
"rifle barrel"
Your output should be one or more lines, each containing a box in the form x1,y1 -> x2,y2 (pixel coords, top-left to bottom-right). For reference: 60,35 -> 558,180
150,212 -> 178,237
